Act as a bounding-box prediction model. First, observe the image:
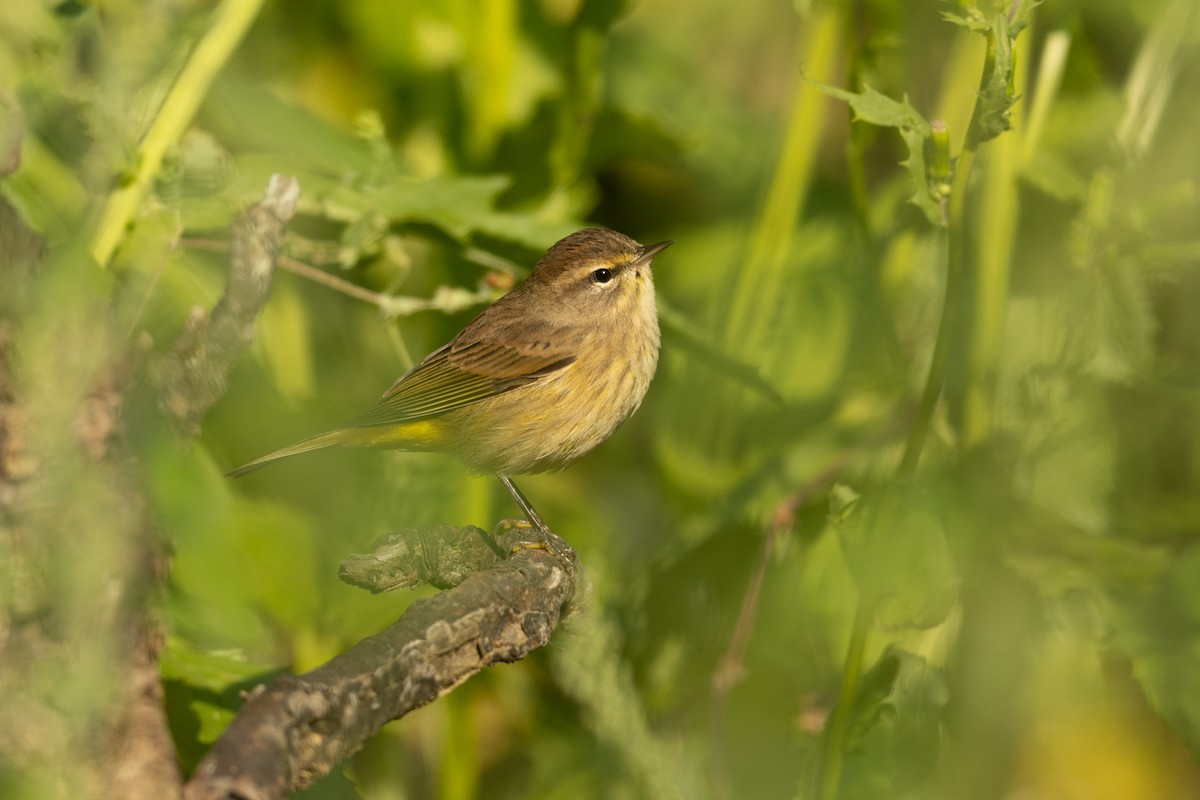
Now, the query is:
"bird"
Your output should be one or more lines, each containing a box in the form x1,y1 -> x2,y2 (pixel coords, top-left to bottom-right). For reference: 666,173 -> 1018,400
227,228 -> 673,545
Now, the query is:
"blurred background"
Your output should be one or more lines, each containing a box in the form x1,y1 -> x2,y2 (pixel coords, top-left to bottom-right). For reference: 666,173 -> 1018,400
3,0 -> 1200,797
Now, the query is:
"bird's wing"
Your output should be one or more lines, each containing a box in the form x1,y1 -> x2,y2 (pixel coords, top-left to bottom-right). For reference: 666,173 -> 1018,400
345,328 -> 580,428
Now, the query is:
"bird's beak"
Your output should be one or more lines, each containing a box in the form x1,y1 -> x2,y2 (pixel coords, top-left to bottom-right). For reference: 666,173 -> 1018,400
635,240 -> 674,266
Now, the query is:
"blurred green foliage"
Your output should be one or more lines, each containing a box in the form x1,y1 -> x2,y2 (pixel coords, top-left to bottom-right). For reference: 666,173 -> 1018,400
3,0 -> 1200,798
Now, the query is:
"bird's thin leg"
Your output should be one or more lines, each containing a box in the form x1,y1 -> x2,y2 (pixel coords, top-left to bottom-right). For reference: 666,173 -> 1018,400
499,476 -> 550,533
497,476 -> 574,567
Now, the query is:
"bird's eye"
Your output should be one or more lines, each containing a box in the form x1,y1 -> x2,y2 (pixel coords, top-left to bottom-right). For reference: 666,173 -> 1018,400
591,267 -> 614,284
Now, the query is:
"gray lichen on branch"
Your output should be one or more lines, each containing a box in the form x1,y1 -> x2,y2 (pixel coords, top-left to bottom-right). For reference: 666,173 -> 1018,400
339,522 -> 565,592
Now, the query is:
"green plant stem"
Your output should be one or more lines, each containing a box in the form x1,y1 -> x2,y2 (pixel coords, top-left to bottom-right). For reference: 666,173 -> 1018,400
962,29 -> 1028,447
1020,31 -> 1070,166
722,7 -> 841,354
542,17 -> 605,219
897,146 -> 976,480
439,692 -> 480,800
960,144 -> 1013,445
90,0 -> 265,267
815,138 -> 979,800
466,0 -> 516,163
815,597 -> 874,800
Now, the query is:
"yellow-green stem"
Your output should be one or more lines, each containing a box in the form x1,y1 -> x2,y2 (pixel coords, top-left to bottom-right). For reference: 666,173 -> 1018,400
814,7 -> 1030,799
438,692 -> 480,800
466,0 -> 516,163
722,7 -> 841,354
815,597 -> 874,800
815,135 -> 979,800
90,0 -> 265,267
897,148 -> 975,479
961,31 -> 1027,446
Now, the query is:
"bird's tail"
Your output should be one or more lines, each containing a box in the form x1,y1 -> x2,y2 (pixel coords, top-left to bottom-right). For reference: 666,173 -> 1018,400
225,428 -> 365,478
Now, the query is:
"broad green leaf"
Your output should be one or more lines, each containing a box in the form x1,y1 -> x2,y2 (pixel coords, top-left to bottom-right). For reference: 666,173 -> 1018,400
844,645 -> 902,746
833,482 -> 961,630
1001,502 -> 1168,598
162,643 -> 363,797
1067,173 -> 1156,382
350,175 -> 573,246
161,636 -> 278,692
837,647 -> 949,799
226,497 -> 322,634
234,153 -> 575,251
1110,544 -> 1200,753
160,637 -> 281,769
207,77 -> 380,177
996,343 -> 1116,533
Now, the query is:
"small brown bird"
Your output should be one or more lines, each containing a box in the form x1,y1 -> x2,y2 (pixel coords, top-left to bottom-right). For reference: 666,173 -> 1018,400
228,228 -> 672,538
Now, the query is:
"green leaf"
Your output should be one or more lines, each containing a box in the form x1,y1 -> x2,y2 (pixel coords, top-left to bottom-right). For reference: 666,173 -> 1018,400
207,77 -> 381,177
160,636 -> 278,693
844,645 -> 901,746
941,11 -> 991,34
234,154 -> 575,252
946,4 -> 1041,148
226,497 -> 322,633
161,637 -> 282,768
1001,502 -> 1168,598
806,77 -> 941,225
1000,356 -> 1116,532
806,81 -> 932,133
972,12 -> 1018,145
162,641 -> 363,796
833,482 -> 961,630
355,175 -> 573,247
838,647 -> 949,798
1066,173 -> 1157,382
1110,544 -> 1200,753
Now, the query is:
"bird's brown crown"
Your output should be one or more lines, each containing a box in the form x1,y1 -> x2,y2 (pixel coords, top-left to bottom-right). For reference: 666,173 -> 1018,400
530,228 -> 642,281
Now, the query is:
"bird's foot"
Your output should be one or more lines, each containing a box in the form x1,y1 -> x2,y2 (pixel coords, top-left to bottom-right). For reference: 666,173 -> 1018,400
492,518 -> 576,571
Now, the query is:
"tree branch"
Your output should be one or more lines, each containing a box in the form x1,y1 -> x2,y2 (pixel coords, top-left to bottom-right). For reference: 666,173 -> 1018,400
155,174 -> 300,437
184,527 -> 580,800
166,177 -> 583,797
